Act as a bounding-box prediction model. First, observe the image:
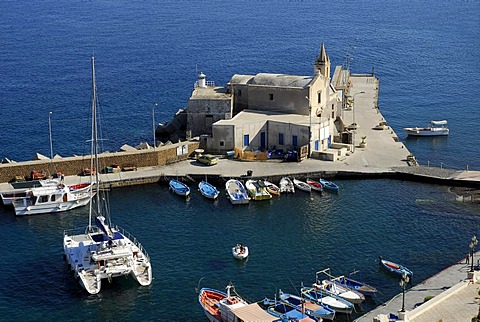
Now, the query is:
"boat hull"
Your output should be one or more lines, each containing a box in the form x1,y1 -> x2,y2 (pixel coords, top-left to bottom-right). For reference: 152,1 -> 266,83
198,181 -> 219,199
226,179 -> 250,204
169,179 -> 190,197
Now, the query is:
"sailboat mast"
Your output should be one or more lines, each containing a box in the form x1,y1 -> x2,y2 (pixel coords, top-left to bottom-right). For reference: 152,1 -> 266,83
88,56 -> 102,230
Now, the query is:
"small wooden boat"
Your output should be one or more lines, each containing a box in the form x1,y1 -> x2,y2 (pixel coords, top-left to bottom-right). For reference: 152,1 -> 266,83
232,244 -> 249,259
262,180 -> 280,197
225,179 -> 250,205
198,181 -> 220,200
379,257 -> 413,278
198,285 -> 249,322
403,120 -> 449,136
306,179 -> 323,193
169,179 -> 190,197
320,280 -> 365,304
245,179 -> 272,201
318,178 -> 339,192
293,178 -> 311,192
279,177 -> 295,193
279,290 -> 336,320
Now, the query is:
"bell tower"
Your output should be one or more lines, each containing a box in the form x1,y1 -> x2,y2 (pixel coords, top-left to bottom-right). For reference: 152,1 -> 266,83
314,43 -> 330,78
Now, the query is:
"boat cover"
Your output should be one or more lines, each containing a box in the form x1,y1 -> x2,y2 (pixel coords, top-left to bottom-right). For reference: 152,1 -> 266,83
431,120 -> 447,125
231,303 -> 278,322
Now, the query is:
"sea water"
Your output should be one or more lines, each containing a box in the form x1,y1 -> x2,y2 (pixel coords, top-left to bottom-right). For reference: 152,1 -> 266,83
0,0 -> 479,320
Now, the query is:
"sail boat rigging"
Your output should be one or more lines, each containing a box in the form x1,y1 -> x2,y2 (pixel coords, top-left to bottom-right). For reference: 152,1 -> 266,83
63,56 -> 152,294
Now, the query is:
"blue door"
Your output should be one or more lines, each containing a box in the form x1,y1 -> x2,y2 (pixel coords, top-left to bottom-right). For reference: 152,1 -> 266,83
243,134 -> 249,147
292,135 -> 298,147
260,132 -> 266,150
314,140 -> 319,151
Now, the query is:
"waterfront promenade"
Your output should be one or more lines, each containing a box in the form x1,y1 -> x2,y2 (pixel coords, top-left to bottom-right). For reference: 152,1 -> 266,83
355,254 -> 480,321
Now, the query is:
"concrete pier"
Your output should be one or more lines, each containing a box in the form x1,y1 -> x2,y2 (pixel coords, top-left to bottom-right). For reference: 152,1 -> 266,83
355,253 -> 480,322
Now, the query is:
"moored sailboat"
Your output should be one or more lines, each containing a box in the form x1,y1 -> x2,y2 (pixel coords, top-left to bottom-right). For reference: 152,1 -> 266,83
63,56 -> 152,294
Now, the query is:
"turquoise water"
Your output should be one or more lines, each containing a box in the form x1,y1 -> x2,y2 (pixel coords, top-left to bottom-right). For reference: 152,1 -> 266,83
0,0 -> 479,320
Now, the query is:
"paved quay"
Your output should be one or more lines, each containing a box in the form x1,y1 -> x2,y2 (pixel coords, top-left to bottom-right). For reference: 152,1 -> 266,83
355,253 -> 480,322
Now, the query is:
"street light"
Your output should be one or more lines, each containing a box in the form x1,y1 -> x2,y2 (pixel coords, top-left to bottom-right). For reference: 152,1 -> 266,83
470,235 -> 478,272
399,272 -> 410,313
152,103 -> 158,150
48,111 -> 53,164
351,91 -> 365,152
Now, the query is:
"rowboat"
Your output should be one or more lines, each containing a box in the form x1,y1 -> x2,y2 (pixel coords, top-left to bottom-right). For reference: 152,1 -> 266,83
262,180 -> 281,197
245,179 -> 272,201
403,120 -> 449,136
198,285 -> 249,322
232,244 -> 249,260
198,181 -> 220,199
279,177 -> 295,193
318,178 -> 339,192
379,257 -> 413,278
279,290 -> 336,320
293,179 -> 311,192
169,179 -> 190,197
306,179 -> 323,193
225,179 -> 250,205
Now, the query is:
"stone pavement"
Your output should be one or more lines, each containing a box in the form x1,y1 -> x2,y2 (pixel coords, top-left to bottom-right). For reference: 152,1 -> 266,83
355,253 -> 480,322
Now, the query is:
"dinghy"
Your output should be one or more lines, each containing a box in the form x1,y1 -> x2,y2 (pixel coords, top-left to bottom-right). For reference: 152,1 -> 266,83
293,178 -> 311,192
379,257 -> 413,278
198,181 -> 220,200
169,179 -> 190,197
279,177 -> 295,193
232,244 -> 249,260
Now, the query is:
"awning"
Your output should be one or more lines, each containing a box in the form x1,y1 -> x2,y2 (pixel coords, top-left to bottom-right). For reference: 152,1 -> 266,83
231,303 -> 278,322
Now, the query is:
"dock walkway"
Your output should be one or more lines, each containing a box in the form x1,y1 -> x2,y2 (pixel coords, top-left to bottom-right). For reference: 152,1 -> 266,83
355,253 -> 480,321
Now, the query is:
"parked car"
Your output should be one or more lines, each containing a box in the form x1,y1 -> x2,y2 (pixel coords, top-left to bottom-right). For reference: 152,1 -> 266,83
197,154 -> 218,166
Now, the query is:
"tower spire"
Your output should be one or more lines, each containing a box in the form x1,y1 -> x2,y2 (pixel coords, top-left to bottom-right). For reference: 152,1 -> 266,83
314,43 -> 330,78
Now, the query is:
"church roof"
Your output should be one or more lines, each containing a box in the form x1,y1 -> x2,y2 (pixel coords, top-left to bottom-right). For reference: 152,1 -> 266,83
229,73 -> 312,88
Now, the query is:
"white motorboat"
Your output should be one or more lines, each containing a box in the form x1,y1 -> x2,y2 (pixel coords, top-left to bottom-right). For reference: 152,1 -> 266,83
1,179 -> 60,206
225,179 -> 250,205
403,120 -> 449,136
321,280 -> 365,304
293,178 -> 311,192
279,177 -> 295,193
232,244 -> 249,260
63,56 -> 152,294
13,182 -> 94,216
245,179 -> 272,201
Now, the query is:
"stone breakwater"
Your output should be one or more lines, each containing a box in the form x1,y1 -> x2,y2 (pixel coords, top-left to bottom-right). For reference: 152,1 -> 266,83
0,141 -> 200,183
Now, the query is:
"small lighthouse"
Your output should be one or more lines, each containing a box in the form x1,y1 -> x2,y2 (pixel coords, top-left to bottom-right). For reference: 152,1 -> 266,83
198,72 -> 207,88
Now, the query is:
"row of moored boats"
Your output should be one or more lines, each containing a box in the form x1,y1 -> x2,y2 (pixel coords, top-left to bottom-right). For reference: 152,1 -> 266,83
169,177 -> 339,204
199,268 -> 376,322
200,258 -> 413,322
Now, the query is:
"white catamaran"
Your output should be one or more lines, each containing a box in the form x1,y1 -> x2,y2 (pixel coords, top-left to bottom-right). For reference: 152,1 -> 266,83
63,57 -> 152,294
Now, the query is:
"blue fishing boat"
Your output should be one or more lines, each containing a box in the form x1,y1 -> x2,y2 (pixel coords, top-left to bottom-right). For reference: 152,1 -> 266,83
317,268 -> 377,297
261,297 -> 319,321
169,179 -> 190,197
333,274 -> 378,297
198,181 -> 220,200
279,290 -> 336,320
318,178 -> 339,192
379,257 -> 413,278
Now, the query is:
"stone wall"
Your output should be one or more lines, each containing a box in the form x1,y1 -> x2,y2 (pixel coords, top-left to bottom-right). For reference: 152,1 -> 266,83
0,141 -> 200,183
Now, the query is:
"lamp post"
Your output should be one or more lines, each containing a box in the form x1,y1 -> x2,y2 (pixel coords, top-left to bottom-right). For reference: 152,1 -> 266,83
399,272 -> 410,313
48,111 -> 53,164
470,235 -> 478,272
152,103 -> 158,150
351,91 -> 365,152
